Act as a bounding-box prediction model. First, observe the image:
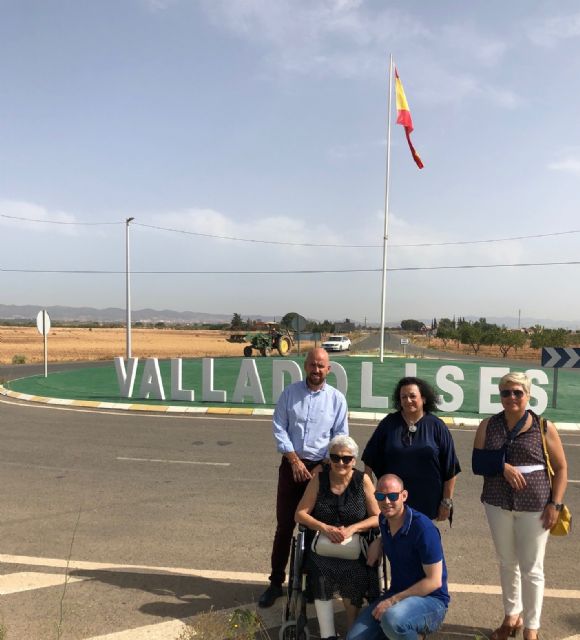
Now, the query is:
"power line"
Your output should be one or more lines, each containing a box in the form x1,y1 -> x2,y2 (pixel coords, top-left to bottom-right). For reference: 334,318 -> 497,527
2,260 -> 580,275
3,213 -> 579,248
134,221 -> 580,249
0,214 -> 121,226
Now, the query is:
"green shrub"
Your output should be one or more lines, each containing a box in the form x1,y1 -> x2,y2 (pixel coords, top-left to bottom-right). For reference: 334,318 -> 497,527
11,354 -> 26,364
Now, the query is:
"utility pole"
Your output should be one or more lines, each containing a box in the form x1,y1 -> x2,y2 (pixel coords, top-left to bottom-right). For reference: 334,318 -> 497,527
125,217 -> 135,359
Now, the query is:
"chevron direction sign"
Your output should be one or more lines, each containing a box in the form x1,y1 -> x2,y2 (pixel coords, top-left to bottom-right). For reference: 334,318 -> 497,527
541,347 -> 580,368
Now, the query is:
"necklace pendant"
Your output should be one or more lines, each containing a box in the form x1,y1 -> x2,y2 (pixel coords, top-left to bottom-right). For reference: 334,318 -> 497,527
408,424 -> 417,433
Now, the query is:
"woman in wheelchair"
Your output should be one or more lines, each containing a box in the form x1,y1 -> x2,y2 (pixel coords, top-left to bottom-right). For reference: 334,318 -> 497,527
295,435 -> 380,640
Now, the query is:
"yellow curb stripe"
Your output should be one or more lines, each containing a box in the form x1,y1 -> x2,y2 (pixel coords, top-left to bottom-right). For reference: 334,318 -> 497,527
2,384 -> 580,430
127,403 -> 167,411
70,400 -> 101,407
207,407 -> 234,414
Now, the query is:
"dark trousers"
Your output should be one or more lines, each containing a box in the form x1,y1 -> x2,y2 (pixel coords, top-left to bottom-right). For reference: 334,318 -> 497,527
269,456 -> 322,586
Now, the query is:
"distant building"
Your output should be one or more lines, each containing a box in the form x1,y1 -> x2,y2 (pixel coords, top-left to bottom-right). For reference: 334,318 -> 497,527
334,319 -> 355,333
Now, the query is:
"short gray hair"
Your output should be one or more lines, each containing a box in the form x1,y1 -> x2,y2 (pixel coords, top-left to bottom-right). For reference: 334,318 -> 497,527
499,371 -> 531,396
329,435 -> 359,458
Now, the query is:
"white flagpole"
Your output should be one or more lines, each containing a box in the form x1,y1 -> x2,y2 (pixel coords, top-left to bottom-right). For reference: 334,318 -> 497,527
125,217 -> 134,359
379,54 -> 394,363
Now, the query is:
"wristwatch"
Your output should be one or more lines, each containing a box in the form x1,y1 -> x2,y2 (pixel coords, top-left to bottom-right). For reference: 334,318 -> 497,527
549,501 -> 564,511
441,498 -> 453,509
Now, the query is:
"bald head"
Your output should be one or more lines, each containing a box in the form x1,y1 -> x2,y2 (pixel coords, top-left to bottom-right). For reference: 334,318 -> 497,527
304,347 -> 331,391
377,474 -> 405,493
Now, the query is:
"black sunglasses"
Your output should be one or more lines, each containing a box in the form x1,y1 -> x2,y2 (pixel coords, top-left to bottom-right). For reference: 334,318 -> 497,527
374,491 -> 401,502
329,454 -> 354,464
500,389 -> 525,399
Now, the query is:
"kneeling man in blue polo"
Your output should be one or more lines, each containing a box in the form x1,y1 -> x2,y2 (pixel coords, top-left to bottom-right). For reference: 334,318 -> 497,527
347,473 -> 449,640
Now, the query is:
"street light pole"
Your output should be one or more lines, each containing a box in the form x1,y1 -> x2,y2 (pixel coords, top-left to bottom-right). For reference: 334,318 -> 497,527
125,217 -> 135,359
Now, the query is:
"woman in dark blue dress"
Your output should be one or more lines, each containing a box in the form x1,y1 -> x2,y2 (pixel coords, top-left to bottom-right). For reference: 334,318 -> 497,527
362,376 -> 461,521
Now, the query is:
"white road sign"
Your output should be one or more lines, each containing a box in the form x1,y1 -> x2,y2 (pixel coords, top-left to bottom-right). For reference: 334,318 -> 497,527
36,310 -> 51,336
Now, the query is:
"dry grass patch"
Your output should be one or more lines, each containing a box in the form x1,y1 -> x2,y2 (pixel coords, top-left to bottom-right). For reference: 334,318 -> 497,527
0,327 -> 316,364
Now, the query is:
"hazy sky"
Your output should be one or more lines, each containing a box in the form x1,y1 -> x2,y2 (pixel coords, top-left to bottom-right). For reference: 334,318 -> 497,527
1,0 -> 580,325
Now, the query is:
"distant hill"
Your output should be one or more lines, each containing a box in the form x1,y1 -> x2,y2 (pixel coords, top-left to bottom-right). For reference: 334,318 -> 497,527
0,304 -> 578,329
0,304 -> 259,324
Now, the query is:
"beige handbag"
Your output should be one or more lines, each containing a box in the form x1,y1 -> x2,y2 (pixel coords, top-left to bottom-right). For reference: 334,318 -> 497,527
311,532 -> 363,560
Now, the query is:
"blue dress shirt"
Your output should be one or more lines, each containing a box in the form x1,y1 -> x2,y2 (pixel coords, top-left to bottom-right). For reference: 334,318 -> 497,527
273,380 -> 348,461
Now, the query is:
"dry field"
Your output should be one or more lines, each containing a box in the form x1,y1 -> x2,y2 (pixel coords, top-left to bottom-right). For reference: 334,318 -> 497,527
1,326 -> 547,365
0,326 -> 318,364
416,335 -> 542,361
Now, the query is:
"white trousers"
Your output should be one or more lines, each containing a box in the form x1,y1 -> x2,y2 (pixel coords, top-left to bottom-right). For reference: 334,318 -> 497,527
484,503 -> 550,630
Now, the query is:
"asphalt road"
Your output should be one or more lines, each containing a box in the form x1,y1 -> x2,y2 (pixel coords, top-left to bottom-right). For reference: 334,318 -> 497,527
0,360 -> 114,383
0,398 -> 578,639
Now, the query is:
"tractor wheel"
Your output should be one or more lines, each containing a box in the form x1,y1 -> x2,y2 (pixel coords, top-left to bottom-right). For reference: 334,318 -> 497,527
277,336 -> 291,356
260,347 -> 271,357
243,346 -> 253,357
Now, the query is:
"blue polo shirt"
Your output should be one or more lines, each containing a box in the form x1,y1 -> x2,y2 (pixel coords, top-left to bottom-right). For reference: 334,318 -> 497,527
379,507 -> 450,607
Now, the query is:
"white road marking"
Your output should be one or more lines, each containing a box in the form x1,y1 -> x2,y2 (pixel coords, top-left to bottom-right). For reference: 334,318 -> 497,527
1,554 -> 579,600
86,620 -> 188,639
448,582 -> 580,599
116,456 -> 230,466
0,554 -> 268,583
0,554 -> 578,639
0,571 -> 86,594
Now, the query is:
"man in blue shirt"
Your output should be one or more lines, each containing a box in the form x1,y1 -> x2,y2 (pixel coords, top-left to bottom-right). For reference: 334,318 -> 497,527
258,347 -> 348,608
347,474 -> 449,640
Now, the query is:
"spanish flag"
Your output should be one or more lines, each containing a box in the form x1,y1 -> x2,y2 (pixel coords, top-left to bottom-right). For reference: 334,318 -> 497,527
395,68 -> 424,169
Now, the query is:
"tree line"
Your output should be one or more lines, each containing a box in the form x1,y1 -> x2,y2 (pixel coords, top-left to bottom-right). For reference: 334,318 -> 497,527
432,317 -> 573,358
230,312 -> 336,334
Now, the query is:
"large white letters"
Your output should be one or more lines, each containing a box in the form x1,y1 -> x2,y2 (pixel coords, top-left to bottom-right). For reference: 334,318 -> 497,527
114,357 -> 554,414
405,362 -> 417,377
479,367 -> 510,414
171,358 -> 194,402
139,358 -> 166,400
526,368 -> 548,415
328,361 -> 348,397
114,356 -> 139,398
360,362 -> 389,410
436,366 -> 464,412
272,360 -> 302,403
232,359 -> 266,404
202,357 -> 227,402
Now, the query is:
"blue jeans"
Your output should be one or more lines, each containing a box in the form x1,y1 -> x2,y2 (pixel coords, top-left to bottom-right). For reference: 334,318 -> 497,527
346,595 -> 447,640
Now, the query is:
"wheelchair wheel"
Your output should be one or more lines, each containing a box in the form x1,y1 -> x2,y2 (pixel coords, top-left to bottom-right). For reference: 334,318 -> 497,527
281,591 -> 309,640
279,620 -> 310,640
